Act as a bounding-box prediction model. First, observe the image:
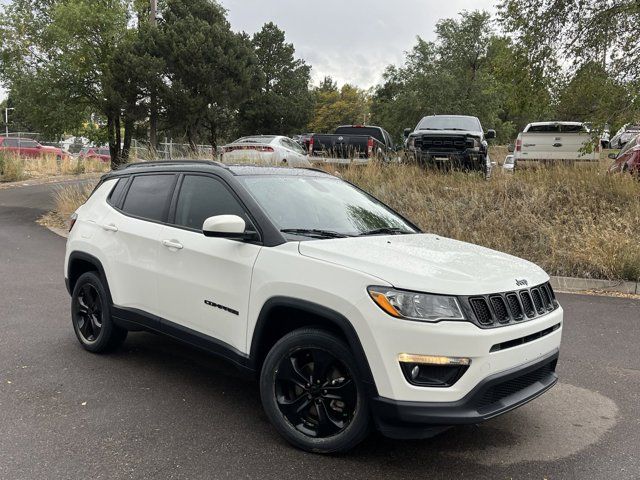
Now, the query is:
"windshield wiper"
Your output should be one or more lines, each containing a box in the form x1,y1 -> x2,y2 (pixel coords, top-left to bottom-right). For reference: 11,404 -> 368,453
358,227 -> 412,236
280,228 -> 350,239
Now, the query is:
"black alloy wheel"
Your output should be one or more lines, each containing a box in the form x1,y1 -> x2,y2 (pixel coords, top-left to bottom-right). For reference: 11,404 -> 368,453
71,271 -> 127,353
274,347 -> 357,438
74,283 -> 103,342
260,328 -> 370,453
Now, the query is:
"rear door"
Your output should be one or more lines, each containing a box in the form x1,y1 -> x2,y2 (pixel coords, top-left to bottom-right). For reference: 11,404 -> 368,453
100,173 -> 178,317
156,174 -> 262,352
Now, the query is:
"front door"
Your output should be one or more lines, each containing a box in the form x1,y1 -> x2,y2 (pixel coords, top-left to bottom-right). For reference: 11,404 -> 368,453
156,174 -> 262,353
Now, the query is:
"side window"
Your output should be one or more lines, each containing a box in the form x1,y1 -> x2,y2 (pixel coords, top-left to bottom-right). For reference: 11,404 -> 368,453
174,175 -> 249,231
107,177 -> 129,207
121,174 -> 176,222
4,138 -> 18,147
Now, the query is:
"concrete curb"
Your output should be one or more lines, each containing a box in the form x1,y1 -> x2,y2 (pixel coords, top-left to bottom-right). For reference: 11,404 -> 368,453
550,276 -> 639,294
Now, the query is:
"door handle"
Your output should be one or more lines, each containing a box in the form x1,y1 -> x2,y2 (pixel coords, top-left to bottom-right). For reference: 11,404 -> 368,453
101,224 -> 118,232
162,239 -> 183,250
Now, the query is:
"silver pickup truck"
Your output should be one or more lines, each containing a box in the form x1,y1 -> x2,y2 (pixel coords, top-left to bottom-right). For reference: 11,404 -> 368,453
513,122 -> 599,164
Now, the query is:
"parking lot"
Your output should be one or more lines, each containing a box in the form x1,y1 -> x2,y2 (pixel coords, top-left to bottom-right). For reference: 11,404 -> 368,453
1,181 -> 639,480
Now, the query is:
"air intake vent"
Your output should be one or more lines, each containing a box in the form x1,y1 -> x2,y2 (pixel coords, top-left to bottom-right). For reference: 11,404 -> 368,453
520,291 -> 536,318
506,293 -> 524,320
490,296 -> 510,323
470,298 -> 493,325
531,288 -> 545,314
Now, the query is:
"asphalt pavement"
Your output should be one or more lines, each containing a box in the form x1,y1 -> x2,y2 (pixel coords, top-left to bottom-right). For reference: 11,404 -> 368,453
0,181 -> 639,480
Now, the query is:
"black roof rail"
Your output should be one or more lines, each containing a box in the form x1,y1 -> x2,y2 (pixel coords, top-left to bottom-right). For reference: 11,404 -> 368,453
119,160 -> 229,170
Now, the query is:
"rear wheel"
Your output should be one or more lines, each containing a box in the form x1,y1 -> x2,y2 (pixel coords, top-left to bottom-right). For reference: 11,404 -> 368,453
260,328 -> 370,453
71,272 -> 127,353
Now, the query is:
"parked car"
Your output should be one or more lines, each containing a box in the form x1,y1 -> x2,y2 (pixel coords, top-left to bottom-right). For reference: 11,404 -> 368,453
309,125 -> 395,162
79,146 -> 111,163
513,122 -> 599,165
65,161 -> 562,453
221,135 -> 310,167
0,136 -> 69,160
292,133 -> 314,152
404,115 -> 495,177
610,124 -> 640,149
607,133 -> 640,177
502,154 -> 516,173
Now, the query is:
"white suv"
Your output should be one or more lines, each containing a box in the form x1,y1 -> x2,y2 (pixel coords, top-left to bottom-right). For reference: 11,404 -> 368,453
64,161 -> 562,453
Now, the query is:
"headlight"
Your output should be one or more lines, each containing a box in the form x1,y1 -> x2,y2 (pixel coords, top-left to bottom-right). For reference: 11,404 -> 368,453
368,286 -> 465,322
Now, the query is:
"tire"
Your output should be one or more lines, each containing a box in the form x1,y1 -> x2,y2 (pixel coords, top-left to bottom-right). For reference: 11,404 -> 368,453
71,271 -> 127,353
260,328 -> 370,453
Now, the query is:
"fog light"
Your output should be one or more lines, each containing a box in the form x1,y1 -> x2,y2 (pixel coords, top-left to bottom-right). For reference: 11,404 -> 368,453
398,353 -> 471,366
398,354 -> 471,387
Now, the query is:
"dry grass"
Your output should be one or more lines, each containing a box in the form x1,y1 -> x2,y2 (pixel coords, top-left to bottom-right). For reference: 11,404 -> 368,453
327,161 -> 640,281
39,182 -> 98,230
0,153 -> 110,183
0,152 -> 27,182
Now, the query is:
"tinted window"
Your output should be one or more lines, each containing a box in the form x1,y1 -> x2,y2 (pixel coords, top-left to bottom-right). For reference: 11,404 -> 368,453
3,138 -> 19,147
417,116 -> 481,132
174,175 -> 249,230
121,174 -> 175,221
18,139 -> 39,148
107,178 -> 129,207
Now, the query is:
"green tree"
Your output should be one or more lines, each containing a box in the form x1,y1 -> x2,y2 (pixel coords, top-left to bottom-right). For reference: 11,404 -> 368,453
237,22 -> 313,136
309,78 -> 370,133
157,0 -> 258,150
0,0 -> 153,166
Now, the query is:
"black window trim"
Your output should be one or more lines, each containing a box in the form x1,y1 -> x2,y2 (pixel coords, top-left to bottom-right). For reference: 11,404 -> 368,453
165,172 -> 264,244
115,172 -> 179,226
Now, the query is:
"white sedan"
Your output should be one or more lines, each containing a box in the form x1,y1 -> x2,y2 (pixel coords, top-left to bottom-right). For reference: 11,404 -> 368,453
221,135 -> 311,167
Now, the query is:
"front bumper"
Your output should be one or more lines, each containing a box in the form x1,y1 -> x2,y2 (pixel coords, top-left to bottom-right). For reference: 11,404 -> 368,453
370,349 -> 559,439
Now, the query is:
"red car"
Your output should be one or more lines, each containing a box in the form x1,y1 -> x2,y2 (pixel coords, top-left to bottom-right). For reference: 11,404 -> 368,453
79,146 -> 111,163
608,133 -> 640,177
0,136 -> 69,160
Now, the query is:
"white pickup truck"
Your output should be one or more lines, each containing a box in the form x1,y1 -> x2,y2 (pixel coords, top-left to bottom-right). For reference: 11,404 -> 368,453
513,121 -> 599,164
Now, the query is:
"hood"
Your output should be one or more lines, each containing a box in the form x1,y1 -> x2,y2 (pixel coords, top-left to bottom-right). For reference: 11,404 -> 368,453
298,234 -> 548,296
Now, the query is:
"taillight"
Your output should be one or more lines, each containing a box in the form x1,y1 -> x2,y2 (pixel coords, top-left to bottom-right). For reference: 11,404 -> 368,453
69,212 -> 78,232
367,137 -> 374,157
308,137 -> 314,155
515,139 -> 522,152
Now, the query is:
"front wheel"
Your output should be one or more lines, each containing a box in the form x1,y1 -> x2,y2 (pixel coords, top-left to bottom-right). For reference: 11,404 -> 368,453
260,328 -> 370,453
71,271 -> 127,353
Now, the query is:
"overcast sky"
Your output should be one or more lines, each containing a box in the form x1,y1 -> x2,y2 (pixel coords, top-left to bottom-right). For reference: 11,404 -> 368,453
0,0 -> 498,101
221,0 -> 497,88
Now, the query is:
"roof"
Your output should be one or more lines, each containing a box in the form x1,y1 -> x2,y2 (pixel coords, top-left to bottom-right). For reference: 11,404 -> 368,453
527,121 -> 584,127
105,160 -> 332,179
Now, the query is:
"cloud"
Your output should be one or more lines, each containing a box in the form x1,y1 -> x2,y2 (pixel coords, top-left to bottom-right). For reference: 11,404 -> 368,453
220,0 -> 497,87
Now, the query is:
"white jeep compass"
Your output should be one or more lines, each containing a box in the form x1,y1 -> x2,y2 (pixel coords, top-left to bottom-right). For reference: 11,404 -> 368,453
64,161 -> 562,453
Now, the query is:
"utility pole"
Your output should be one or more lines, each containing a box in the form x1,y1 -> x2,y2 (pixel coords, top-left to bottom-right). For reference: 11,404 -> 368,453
149,0 -> 158,152
5,108 -> 15,137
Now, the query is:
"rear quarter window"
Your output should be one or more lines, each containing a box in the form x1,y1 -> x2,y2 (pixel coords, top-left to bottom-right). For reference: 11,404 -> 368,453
121,174 -> 176,222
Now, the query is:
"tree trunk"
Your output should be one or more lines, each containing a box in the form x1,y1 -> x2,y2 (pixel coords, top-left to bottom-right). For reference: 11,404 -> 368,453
107,112 -> 119,170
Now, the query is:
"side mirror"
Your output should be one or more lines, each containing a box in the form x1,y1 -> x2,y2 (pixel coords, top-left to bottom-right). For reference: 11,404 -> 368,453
202,215 -> 258,241
608,152 -> 618,159
403,128 -> 412,138
485,129 -> 496,140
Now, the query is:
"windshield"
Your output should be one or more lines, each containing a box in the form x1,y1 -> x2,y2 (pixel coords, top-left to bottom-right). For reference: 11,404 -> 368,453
417,116 -> 481,132
238,175 -> 417,238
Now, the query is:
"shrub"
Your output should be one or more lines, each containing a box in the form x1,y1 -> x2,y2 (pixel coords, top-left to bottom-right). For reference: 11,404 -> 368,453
0,153 -> 27,182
